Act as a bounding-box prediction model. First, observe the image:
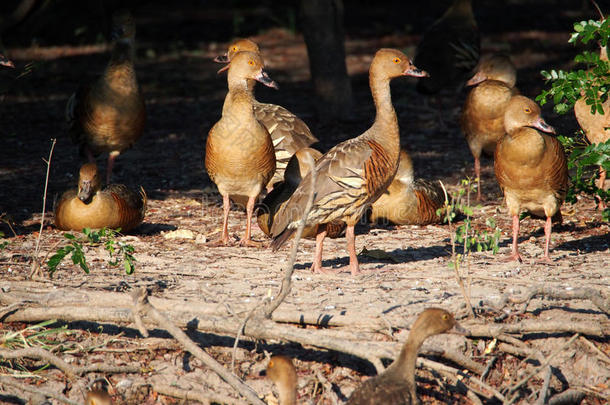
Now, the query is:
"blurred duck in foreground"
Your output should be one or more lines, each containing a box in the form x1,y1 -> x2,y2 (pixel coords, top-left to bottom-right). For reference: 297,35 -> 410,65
346,308 -> 468,405
414,0 -> 480,125
574,44 -> 609,210
85,379 -> 113,405
205,51 -> 277,247
269,49 -> 427,275
494,96 -> 567,263
0,54 -> 14,68
215,38 -> 318,189
266,355 -> 298,405
66,10 -> 146,184
461,54 -> 519,201
257,147 -> 345,239
369,149 -> 444,225
54,163 -> 146,232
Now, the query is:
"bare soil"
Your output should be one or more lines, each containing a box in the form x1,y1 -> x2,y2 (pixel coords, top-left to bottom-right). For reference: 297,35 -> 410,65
0,2 -> 608,404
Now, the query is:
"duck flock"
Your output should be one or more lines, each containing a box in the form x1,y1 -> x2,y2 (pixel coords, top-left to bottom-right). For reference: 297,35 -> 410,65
1,0 -> 608,404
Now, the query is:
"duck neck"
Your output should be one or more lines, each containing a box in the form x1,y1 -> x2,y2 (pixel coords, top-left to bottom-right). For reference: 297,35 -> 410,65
387,329 -> 428,398
369,73 -> 400,156
103,39 -> 138,93
223,80 -> 256,118
277,380 -> 297,405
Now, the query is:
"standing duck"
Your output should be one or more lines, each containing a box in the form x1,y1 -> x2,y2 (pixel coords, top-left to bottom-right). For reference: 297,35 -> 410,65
494,96 -> 568,263
461,54 -> 519,200
574,45 -> 609,210
206,51 -> 277,247
269,49 -> 427,275
66,10 -> 146,184
215,38 -> 319,189
54,163 -> 146,232
414,0 -> 480,114
369,149 -> 444,225
266,355 -> 298,405
257,147 -> 345,239
346,308 -> 467,405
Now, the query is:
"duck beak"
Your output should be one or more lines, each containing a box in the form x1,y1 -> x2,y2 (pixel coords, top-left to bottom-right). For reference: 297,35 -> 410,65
214,54 -> 230,63
255,69 -> 279,89
404,64 -> 428,77
78,181 -> 93,202
450,321 -> 470,335
466,71 -> 486,86
216,63 -> 231,74
532,117 -> 556,134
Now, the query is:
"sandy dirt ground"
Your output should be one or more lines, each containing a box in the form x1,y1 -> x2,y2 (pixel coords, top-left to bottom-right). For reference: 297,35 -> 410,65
0,2 -> 609,404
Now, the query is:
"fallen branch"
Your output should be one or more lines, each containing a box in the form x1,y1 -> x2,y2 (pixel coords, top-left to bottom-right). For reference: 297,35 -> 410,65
130,288 -> 265,405
505,334 -> 579,401
0,375 -> 79,405
548,389 -> 585,405
534,365 -> 553,405
0,347 -> 141,379
152,382 -> 247,405
468,320 -> 603,337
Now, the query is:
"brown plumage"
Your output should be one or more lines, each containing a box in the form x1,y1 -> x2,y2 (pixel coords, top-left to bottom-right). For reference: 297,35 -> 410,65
574,45 -> 609,210
66,10 -> 146,184
461,54 -> 519,200
494,96 -> 568,263
266,355 -> 298,405
369,149 -> 444,225
54,163 -> 146,232
258,147 -> 345,239
269,49 -> 428,275
414,0 -> 480,95
346,308 -> 467,405
206,51 -> 277,247
215,39 -> 319,188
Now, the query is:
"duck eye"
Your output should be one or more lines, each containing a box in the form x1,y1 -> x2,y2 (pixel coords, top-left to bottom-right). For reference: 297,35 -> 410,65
248,60 -> 255,66
393,57 -> 401,64
442,314 -> 449,320
524,107 -> 531,113
232,46 -> 238,51
268,360 -> 274,367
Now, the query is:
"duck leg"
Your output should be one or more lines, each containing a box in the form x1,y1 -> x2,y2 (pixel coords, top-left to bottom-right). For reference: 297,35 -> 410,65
345,225 -> 361,275
505,214 -> 523,262
106,151 -> 120,184
240,196 -> 262,247
474,156 -> 483,201
310,226 -> 327,274
208,194 -> 231,246
536,216 -> 554,265
596,166 -> 607,210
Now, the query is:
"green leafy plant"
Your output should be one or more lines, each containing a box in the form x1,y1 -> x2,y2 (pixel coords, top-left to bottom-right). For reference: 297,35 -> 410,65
47,227 -> 136,276
0,231 -> 8,250
0,320 -> 66,350
536,14 -> 610,220
537,18 -> 610,114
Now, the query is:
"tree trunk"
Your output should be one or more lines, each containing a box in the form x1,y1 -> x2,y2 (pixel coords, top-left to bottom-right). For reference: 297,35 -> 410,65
299,0 -> 353,123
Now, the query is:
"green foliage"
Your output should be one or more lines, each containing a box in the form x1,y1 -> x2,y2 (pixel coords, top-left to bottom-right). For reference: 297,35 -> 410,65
0,320 -> 67,351
537,18 -> 610,115
0,231 -> 8,250
47,227 -> 136,276
559,135 -> 610,220
437,179 -> 502,262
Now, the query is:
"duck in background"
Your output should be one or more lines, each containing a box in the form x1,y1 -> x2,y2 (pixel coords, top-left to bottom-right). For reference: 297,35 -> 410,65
414,0 -> 480,128
266,355 -> 298,405
54,163 -> 146,232
214,38 -> 319,189
369,149 -> 444,225
494,96 -> 567,263
205,51 -> 277,247
66,10 -> 146,184
461,54 -> 519,200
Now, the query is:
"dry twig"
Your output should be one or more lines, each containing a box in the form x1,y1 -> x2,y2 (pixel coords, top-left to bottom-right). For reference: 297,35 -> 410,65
0,375 -> 79,405
152,382 -> 248,405
130,288 -> 265,405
